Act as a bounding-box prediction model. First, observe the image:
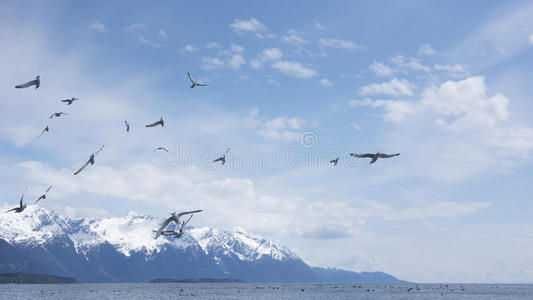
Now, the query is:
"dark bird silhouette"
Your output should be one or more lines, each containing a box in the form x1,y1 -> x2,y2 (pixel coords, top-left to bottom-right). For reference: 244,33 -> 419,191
187,72 -> 207,88
5,188 -> 27,213
330,157 -> 339,166
125,121 -> 130,133
35,185 -> 52,204
61,97 -> 78,105
74,145 -> 105,175
50,112 -> 68,119
145,117 -> 164,128
213,148 -> 230,165
154,210 -> 202,239
350,152 -> 400,164
15,75 -> 40,89
153,147 -> 169,152
38,125 -> 49,137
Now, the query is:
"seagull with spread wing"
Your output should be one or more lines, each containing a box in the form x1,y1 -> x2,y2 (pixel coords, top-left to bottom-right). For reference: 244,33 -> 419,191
38,124 -> 50,137
153,147 -> 169,152
15,75 -> 40,89
124,121 -> 130,133
74,145 -> 105,175
154,210 -> 203,239
330,157 -> 339,166
187,72 -> 207,88
5,188 -> 28,213
213,148 -> 230,165
35,185 -> 52,204
145,117 -> 164,128
50,112 -> 68,119
350,152 -> 400,164
61,97 -> 78,105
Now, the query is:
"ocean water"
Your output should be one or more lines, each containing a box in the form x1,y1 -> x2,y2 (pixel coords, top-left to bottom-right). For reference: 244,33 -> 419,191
1,283 -> 532,299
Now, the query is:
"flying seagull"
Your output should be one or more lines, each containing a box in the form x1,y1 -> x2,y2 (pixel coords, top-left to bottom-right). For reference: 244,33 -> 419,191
61,97 -> 78,105
187,72 -> 207,88
153,147 -> 169,152
213,148 -> 230,165
74,145 -> 105,175
124,121 -> 130,133
35,185 -> 52,204
154,210 -> 203,239
38,125 -> 50,137
350,152 -> 400,164
145,117 -> 164,128
5,188 -> 28,213
50,112 -> 68,119
15,75 -> 40,89
330,157 -> 339,166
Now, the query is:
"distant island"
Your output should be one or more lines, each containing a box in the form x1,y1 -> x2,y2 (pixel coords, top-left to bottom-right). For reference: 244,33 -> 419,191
0,273 -> 77,284
151,278 -> 246,283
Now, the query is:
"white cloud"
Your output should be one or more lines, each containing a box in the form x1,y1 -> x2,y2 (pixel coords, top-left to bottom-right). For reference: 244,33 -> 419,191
369,61 -> 397,77
230,18 -> 266,34
418,43 -> 436,56
319,78 -> 333,87
529,33 -> 533,45
389,55 -> 431,72
183,44 -> 198,53
244,108 -> 305,142
314,21 -> 324,30
230,43 -> 244,53
201,57 -> 225,69
349,122 -> 361,130
282,30 -> 307,45
434,64 -> 468,77
158,29 -> 167,40
349,98 -> 415,122
421,76 -> 509,130
228,54 -> 246,70
90,22 -> 107,33
359,78 -> 415,97
272,60 -> 317,79
318,38 -> 363,50
206,42 -> 221,49
138,36 -> 162,48
262,48 -> 283,61
250,48 -> 283,70
124,23 -> 146,31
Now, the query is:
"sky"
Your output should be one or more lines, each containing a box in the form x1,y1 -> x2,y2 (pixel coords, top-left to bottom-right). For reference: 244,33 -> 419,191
1,0 -> 533,283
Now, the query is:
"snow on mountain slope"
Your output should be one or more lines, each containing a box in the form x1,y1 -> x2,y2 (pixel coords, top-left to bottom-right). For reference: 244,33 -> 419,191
189,226 -> 298,261
0,206 -> 296,261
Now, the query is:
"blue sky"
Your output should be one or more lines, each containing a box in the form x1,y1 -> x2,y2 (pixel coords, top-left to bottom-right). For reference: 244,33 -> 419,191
1,0 -> 533,283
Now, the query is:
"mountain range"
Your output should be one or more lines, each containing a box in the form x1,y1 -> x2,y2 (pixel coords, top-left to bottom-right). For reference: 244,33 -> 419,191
0,206 -> 405,283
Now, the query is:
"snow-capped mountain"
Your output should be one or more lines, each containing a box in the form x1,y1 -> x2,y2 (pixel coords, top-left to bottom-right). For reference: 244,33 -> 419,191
0,206 -> 404,283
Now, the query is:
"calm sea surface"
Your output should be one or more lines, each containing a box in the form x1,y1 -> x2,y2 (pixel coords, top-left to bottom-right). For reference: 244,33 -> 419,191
1,283 -> 532,299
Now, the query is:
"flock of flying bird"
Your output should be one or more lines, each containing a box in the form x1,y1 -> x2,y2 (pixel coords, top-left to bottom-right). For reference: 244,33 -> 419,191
6,72 -> 400,238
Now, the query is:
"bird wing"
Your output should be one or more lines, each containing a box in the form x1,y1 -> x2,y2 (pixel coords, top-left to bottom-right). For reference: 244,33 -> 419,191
213,157 -> 222,162
176,210 -> 203,218
155,217 -> 175,238
74,159 -> 91,175
196,83 -> 207,86
187,72 -> 195,84
94,145 -> 105,156
19,188 -> 27,207
162,148 -> 169,152
50,113 -> 56,119
15,80 -> 36,88
35,195 -> 45,204
46,185 -> 52,193
61,99 -> 69,103
5,207 -> 17,213
38,127 -> 48,137
351,153 -> 374,158
378,153 -> 400,158
145,121 -> 157,127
